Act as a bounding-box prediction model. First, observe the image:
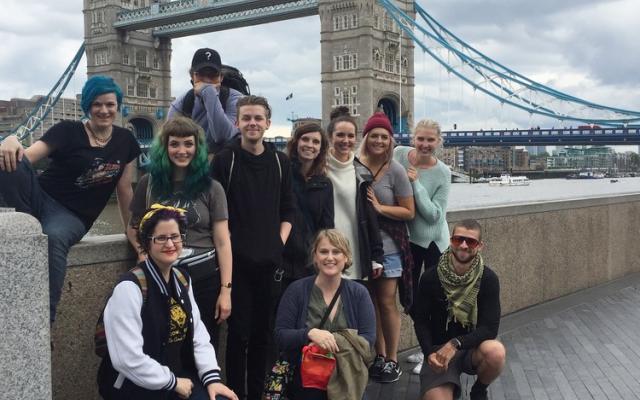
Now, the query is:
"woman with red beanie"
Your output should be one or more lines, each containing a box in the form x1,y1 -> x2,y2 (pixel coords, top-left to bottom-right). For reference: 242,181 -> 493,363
358,112 -> 415,384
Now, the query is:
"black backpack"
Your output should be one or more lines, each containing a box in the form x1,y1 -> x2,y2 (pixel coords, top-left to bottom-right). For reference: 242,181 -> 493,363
181,64 -> 250,117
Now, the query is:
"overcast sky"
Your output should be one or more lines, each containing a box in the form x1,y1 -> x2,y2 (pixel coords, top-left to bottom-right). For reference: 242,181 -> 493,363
2,0 -> 639,143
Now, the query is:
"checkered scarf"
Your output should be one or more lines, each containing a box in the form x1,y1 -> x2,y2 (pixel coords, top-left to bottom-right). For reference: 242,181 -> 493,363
437,248 -> 484,329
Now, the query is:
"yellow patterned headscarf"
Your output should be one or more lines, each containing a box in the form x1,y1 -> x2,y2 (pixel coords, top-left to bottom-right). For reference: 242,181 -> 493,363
139,203 -> 187,233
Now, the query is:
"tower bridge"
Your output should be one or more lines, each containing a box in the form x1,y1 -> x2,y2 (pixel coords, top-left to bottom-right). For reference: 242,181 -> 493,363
83,0 -> 415,143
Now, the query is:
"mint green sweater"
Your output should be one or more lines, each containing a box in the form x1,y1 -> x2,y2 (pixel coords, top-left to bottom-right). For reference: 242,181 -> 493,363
393,146 -> 451,252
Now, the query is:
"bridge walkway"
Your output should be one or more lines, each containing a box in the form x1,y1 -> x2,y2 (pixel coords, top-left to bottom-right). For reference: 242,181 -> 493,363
365,272 -> 640,400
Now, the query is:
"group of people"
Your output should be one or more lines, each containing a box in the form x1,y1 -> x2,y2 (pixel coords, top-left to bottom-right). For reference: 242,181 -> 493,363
0,47 -> 506,400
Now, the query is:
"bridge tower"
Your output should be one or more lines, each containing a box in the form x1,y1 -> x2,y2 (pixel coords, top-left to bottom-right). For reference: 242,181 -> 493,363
83,0 -> 172,144
319,0 -> 415,136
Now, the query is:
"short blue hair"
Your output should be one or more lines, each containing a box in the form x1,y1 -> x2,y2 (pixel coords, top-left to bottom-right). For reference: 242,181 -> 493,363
81,75 -> 123,116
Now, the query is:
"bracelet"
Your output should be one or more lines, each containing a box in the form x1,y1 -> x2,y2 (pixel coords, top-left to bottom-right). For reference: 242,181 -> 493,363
221,282 -> 232,289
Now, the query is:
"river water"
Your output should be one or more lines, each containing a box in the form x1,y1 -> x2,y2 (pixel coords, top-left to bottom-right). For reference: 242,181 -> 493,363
87,177 -> 640,236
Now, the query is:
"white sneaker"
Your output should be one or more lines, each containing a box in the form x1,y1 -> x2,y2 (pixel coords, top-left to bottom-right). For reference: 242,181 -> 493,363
406,352 -> 424,363
412,361 -> 423,375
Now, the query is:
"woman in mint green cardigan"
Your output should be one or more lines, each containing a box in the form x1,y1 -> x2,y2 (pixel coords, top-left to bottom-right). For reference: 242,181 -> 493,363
393,119 -> 451,319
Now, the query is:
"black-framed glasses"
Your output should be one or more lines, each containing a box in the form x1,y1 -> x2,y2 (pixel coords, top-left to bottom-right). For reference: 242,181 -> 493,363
450,235 -> 481,249
150,233 -> 185,244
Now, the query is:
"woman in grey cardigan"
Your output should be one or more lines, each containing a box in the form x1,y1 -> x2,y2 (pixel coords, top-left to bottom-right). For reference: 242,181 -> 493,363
275,229 -> 376,400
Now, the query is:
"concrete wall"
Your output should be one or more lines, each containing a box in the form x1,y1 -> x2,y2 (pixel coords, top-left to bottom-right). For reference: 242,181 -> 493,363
0,211 -> 51,400
50,194 -> 640,399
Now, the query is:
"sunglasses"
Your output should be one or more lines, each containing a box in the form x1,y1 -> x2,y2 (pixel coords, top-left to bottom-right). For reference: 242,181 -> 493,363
450,235 -> 481,249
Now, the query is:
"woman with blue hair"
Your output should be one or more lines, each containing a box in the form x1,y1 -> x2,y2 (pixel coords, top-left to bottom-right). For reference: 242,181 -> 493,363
0,75 -> 141,324
127,117 -> 232,350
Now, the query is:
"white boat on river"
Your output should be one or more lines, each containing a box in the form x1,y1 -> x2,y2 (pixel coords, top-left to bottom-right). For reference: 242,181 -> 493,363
488,174 -> 531,186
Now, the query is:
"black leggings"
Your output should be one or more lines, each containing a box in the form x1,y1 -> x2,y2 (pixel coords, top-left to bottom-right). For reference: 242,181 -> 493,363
409,242 -> 442,319
191,271 -> 221,349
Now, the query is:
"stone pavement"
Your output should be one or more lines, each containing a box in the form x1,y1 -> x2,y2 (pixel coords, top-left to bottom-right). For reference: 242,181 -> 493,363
366,272 -> 640,400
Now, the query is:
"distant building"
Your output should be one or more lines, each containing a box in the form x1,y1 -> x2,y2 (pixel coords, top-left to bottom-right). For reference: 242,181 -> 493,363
0,95 -> 83,139
512,148 -> 530,171
548,146 -> 615,169
525,145 -> 546,156
439,147 -> 464,170
463,146 -> 511,174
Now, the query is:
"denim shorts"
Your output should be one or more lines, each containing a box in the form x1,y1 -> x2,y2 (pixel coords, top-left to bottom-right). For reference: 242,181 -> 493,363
382,252 -> 403,278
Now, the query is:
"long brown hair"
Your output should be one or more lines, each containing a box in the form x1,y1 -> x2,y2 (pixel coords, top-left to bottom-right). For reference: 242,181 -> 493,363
286,123 -> 329,178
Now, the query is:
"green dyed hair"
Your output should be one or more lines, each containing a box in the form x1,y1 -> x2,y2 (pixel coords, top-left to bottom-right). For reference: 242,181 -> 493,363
148,117 -> 211,200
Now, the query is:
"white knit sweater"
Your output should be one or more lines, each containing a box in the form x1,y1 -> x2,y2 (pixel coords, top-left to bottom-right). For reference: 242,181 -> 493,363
327,151 -> 363,279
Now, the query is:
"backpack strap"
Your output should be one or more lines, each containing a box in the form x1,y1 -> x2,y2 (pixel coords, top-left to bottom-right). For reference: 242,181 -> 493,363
219,86 -> 230,113
172,267 -> 189,289
228,150 -> 235,186
130,267 -> 148,303
181,89 -> 196,117
275,152 -> 282,181
145,174 -> 152,209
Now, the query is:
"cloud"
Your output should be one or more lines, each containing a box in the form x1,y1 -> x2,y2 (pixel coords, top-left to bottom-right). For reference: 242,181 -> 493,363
2,0 -> 639,136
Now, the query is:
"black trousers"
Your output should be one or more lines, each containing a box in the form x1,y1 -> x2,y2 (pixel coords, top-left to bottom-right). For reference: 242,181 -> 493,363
409,242 -> 442,319
226,265 -> 276,399
192,270 -> 221,349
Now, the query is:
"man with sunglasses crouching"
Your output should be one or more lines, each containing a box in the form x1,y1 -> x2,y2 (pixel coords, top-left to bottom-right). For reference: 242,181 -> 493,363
413,219 -> 505,400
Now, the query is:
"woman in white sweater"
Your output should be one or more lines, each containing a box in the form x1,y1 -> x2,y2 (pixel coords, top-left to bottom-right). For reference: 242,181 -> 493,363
325,106 -> 384,282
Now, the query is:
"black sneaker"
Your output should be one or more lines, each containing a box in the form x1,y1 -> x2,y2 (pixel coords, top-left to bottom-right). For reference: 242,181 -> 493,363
469,387 -> 488,400
369,355 -> 386,380
378,360 -> 402,383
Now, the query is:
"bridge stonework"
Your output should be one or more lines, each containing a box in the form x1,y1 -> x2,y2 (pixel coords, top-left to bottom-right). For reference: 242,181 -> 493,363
319,0 -> 415,136
83,0 -> 171,143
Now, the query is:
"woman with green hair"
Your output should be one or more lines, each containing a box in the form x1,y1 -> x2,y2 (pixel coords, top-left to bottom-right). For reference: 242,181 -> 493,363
127,117 -> 232,348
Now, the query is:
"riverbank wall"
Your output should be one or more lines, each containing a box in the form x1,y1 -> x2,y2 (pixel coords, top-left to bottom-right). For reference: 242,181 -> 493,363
3,195 -> 640,399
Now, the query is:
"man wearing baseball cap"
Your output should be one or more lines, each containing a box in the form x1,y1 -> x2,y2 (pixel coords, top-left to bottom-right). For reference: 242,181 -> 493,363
168,48 -> 243,153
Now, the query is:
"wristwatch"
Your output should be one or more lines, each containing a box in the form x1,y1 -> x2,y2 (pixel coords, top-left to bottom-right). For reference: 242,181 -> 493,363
221,282 -> 232,289
450,338 -> 462,350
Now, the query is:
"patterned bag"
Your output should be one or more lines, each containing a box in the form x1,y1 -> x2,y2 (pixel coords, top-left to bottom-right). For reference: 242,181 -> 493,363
262,359 -> 294,400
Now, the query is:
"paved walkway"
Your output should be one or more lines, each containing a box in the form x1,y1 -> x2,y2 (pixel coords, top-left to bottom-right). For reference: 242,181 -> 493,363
366,272 -> 640,400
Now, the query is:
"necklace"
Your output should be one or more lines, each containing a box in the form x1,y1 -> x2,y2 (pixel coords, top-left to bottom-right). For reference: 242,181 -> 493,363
85,121 -> 113,147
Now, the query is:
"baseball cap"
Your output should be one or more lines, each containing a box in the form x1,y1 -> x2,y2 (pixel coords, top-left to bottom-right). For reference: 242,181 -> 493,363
191,48 -> 222,73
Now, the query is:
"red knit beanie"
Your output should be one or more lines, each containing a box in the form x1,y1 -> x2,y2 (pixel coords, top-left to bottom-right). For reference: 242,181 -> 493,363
363,112 -> 393,136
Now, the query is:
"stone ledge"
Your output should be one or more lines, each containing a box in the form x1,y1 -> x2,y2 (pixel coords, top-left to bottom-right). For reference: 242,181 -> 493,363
67,194 -> 640,266
67,233 -> 134,267
448,193 -> 640,221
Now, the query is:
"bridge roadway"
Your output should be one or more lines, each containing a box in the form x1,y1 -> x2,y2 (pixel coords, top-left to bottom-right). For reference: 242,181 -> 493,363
365,272 -> 640,400
114,0 -> 319,37
263,126 -> 640,150
396,127 -> 640,147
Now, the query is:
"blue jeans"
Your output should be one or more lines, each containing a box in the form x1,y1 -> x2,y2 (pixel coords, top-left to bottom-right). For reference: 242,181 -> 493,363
0,158 -> 87,322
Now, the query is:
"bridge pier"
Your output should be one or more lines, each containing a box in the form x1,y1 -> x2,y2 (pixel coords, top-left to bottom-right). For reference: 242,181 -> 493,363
0,210 -> 52,399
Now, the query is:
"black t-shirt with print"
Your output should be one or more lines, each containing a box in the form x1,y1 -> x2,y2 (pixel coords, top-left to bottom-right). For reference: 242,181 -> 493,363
166,287 -> 189,376
38,120 -> 141,229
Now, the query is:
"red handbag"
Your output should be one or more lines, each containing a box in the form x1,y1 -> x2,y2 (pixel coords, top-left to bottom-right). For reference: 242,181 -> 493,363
300,345 -> 336,390
299,281 -> 343,390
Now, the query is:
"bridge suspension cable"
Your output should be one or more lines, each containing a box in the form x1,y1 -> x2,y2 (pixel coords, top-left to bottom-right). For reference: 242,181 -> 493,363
379,0 -> 640,127
12,44 -> 86,142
